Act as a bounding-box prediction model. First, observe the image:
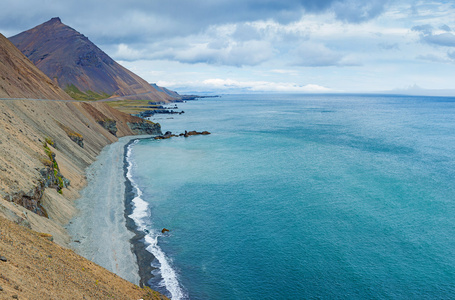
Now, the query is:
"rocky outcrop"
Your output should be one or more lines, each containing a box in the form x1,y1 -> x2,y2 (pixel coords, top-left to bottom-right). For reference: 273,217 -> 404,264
42,141 -> 70,193
154,131 -> 177,140
80,101 -> 162,137
182,130 -> 211,137
57,122 -> 84,148
0,183 -> 47,217
128,121 -> 162,135
68,134 -> 84,148
154,130 -> 211,140
2,141 -> 72,218
97,120 -> 118,136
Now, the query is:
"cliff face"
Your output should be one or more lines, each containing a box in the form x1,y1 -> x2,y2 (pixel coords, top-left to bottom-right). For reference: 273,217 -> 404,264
0,33 -> 72,100
0,99 -> 161,246
9,18 -> 177,102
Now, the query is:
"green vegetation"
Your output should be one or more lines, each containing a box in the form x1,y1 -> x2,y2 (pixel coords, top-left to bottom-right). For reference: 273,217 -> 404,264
65,84 -> 111,101
56,121 -> 83,138
44,136 -> 55,147
42,139 -> 64,194
43,142 -> 53,160
104,99 -> 159,114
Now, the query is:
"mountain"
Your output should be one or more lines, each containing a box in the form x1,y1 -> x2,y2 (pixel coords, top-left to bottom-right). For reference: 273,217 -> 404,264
150,83 -> 181,98
0,98 -> 165,299
9,18 -> 176,102
0,33 -> 72,100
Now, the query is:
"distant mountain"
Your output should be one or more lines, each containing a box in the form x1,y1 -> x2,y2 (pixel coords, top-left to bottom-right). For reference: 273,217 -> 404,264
150,83 -> 181,98
0,33 -> 72,100
9,18 -> 176,102
381,84 -> 455,97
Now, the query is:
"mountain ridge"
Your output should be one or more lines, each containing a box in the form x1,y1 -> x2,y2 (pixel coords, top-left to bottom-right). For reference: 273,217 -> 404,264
9,18 -> 176,102
0,32 -> 72,100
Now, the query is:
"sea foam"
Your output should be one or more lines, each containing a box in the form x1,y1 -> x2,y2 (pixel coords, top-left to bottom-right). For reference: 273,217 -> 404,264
126,141 -> 186,300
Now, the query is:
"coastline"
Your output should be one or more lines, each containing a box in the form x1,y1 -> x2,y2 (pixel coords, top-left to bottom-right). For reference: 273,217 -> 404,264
67,136 -> 148,285
123,138 -> 186,300
123,138 -> 158,288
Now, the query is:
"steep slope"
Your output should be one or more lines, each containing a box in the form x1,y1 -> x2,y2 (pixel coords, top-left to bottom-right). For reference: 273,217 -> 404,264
151,83 -> 181,99
9,18 -> 176,102
0,99 -> 163,298
0,216 -> 168,300
0,99 -> 161,244
0,33 -> 72,100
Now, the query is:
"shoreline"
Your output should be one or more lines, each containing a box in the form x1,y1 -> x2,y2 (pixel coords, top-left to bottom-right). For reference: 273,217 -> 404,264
123,138 -> 158,288
67,136 -> 148,285
123,137 -> 186,300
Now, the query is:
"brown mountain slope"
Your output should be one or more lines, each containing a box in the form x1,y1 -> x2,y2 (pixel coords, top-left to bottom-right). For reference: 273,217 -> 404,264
0,33 -> 72,100
0,99 -> 161,233
0,216 -> 168,300
9,18 -> 176,102
0,99 -> 165,298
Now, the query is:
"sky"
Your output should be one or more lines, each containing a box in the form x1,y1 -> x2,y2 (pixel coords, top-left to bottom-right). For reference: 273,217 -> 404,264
1,0 -> 455,95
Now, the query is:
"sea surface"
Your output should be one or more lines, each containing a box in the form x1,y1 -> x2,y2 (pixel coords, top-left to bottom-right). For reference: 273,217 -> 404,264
126,94 -> 455,299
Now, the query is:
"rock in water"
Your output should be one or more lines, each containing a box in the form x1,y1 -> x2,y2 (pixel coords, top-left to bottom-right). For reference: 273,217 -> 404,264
161,228 -> 170,233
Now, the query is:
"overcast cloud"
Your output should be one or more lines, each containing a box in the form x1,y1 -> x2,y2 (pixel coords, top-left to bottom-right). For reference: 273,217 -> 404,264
1,0 -> 455,94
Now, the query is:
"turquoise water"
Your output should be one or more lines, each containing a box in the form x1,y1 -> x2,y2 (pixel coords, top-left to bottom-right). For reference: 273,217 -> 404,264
127,94 -> 455,299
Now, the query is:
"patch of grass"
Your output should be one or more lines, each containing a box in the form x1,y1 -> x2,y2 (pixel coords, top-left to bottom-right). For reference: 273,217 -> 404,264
42,140 -> 65,194
45,137 -> 55,147
65,84 -> 111,101
56,121 -> 83,138
43,143 -> 54,161
104,99 -> 160,114
41,159 -> 53,167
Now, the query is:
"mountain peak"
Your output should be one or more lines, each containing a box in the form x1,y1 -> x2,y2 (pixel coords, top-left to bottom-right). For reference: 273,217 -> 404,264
49,17 -> 62,23
9,19 -> 177,102
41,17 -> 64,28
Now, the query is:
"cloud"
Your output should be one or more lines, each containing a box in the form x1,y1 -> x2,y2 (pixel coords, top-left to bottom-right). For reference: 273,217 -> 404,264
114,43 -> 145,61
440,24 -> 452,32
0,0 -> 389,43
291,42 -> 359,67
412,23 -> 455,47
150,40 -> 276,67
411,24 -> 434,35
423,32 -> 455,47
331,0 -> 389,23
416,54 -> 448,63
270,69 -> 300,76
200,78 -> 332,92
378,42 -> 399,50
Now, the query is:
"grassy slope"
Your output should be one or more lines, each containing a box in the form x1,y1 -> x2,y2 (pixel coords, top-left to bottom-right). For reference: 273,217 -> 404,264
103,99 -> 161,114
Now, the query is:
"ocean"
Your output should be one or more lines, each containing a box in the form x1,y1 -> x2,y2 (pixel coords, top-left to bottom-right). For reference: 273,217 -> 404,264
126,94 -> 455,299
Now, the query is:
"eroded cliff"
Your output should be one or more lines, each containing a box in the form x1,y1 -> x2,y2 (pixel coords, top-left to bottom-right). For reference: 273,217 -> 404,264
0,99 -> 161,246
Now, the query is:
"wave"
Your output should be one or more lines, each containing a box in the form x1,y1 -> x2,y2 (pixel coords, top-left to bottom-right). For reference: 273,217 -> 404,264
126,140 -> 186,300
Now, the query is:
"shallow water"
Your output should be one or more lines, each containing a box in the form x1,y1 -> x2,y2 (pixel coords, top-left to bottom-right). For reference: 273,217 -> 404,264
127,94 -> 455,299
